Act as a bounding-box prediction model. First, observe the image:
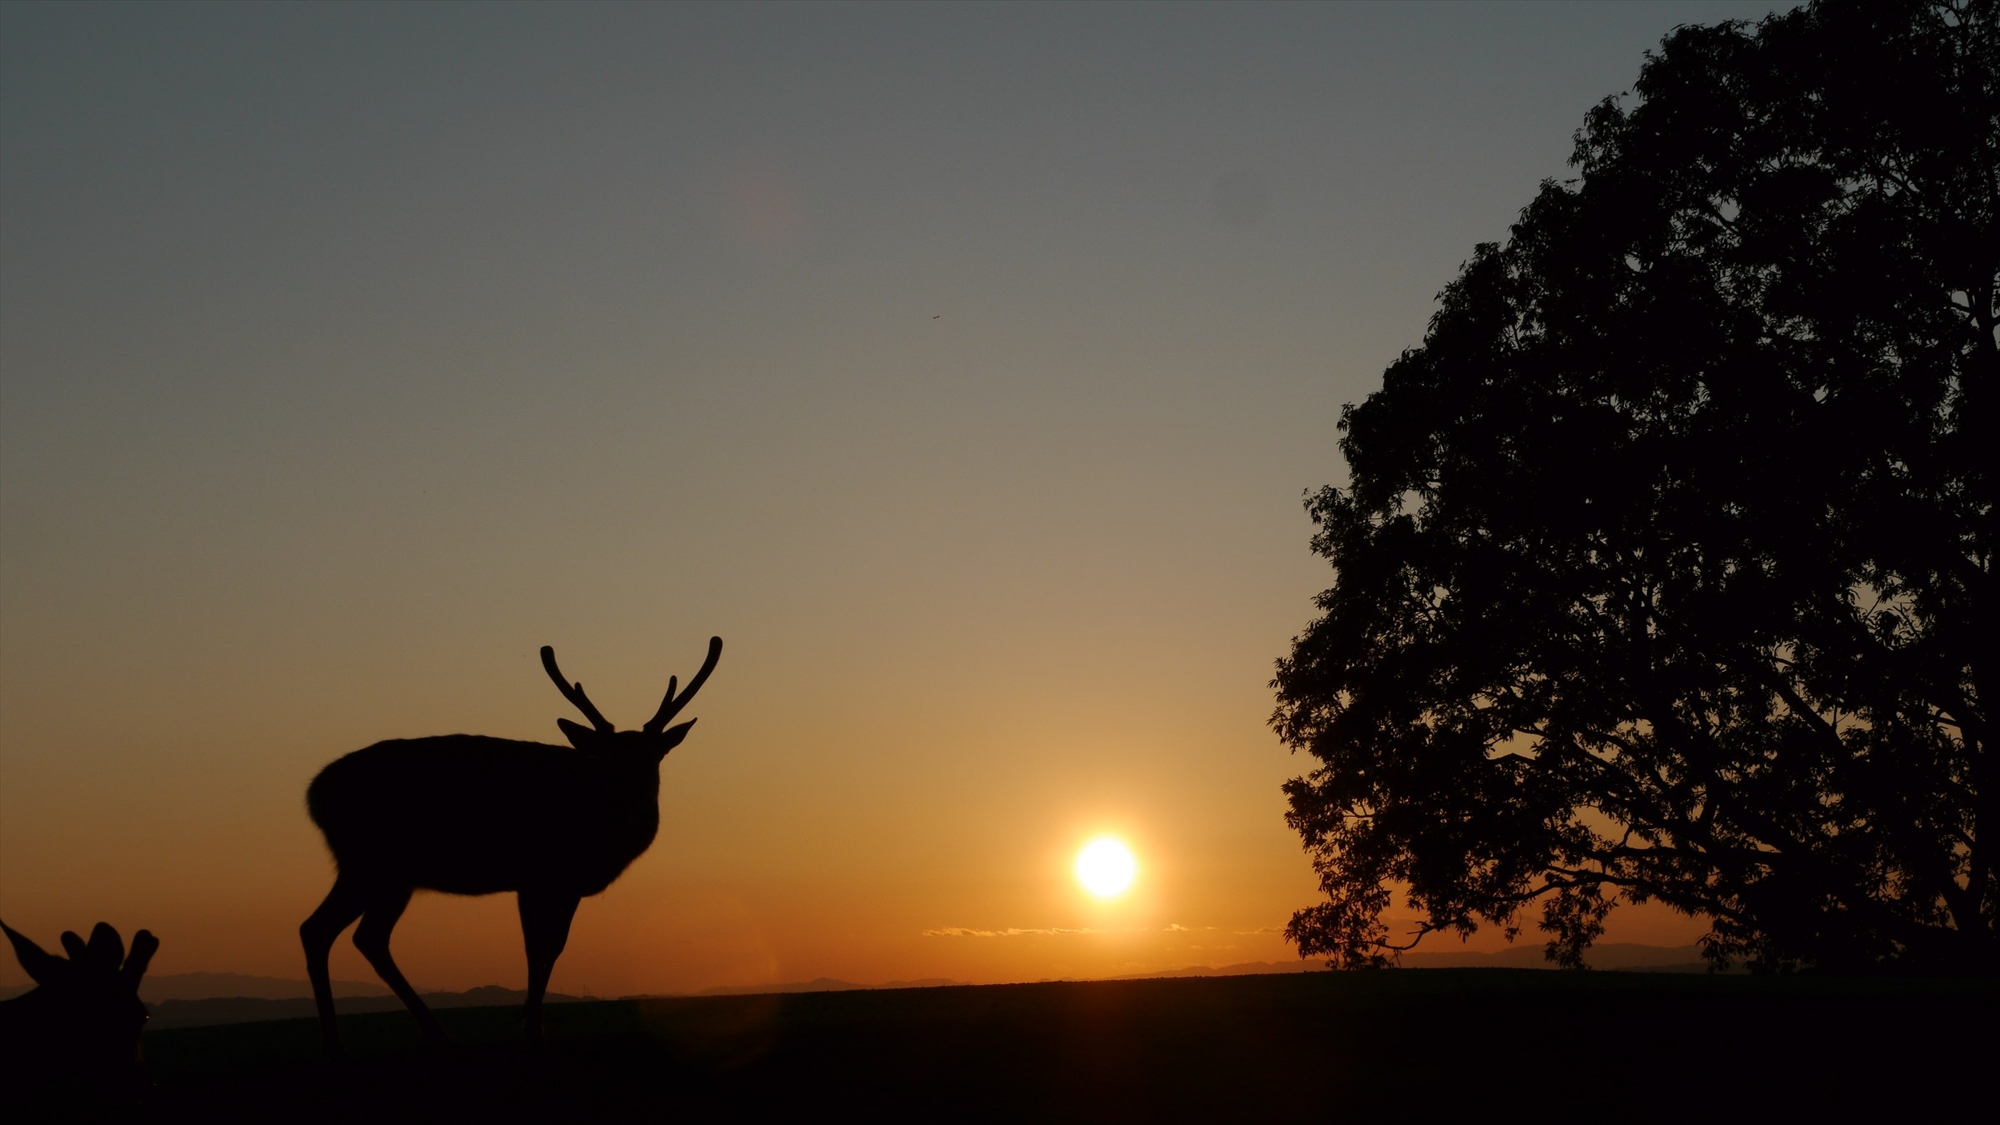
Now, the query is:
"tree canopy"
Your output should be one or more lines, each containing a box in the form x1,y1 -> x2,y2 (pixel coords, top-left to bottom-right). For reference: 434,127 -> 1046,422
1273,0 -> 1995,974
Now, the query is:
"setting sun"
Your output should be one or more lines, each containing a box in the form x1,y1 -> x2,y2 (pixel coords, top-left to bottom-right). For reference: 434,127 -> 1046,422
1074,838 -> 1137,898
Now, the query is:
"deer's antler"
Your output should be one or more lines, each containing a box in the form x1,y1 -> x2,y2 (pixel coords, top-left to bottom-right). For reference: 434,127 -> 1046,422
540,646 -> 615,732
645,636 -> 723,733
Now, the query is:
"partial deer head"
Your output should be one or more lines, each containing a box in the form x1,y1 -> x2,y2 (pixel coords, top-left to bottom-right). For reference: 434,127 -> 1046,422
0,920 -> 158,1093
541,636 -> 723,760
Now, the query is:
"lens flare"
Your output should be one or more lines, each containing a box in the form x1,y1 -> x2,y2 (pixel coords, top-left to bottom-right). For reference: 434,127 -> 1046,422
1074,838 -> 1137,897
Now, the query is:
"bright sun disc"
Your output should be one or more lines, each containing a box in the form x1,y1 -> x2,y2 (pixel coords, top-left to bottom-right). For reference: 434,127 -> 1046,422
1075,838 -> 1137,897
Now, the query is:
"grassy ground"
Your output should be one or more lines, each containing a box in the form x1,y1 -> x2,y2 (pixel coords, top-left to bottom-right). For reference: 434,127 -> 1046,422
70,970 -> 2000,1121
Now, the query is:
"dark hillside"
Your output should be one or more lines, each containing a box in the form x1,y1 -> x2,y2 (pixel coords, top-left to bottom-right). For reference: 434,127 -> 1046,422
120,970 -> 1995,1122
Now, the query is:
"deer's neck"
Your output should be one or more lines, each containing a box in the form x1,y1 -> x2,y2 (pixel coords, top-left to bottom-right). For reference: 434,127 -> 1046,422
589,769 -> 662,864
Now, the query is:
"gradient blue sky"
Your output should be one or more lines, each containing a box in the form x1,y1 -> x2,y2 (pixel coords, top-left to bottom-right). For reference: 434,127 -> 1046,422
2,2 -> 1788,994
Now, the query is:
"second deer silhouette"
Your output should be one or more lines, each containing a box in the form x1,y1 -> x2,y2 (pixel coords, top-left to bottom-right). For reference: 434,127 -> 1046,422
0,920 -> 157,1099
301,637 -> 721,1055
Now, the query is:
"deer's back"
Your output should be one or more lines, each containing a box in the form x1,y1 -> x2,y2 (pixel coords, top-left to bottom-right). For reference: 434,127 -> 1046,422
307,736 -> 659,896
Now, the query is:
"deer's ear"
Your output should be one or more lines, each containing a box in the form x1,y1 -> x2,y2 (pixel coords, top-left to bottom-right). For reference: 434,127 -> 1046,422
654,719 -> 696,762
120,930 -> 159,992
2,920 -> 64,986
556,718 -> 599,749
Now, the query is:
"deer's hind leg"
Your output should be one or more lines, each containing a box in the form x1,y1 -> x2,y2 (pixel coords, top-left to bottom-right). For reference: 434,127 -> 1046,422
302,876 -> 368,1058
351,885 -> 448,1046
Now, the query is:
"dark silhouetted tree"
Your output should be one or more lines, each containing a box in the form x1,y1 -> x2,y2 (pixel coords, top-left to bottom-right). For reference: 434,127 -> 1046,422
1273,0 -> 1995,973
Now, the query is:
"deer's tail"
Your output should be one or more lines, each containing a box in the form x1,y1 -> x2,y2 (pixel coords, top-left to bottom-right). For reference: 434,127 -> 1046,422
305,767 -> 327,826
304,758 -> 347,835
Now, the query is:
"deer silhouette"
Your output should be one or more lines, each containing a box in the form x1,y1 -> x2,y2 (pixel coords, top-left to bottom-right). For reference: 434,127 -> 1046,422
301,637 -> 722,1055
0,920 -> 159,1099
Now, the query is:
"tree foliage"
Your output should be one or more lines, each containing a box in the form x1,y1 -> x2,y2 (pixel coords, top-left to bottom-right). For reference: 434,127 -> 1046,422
1273,0 -> 1996,973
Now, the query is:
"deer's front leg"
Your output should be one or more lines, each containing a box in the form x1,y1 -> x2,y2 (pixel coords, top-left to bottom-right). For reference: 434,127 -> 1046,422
518,890 -> 580,1045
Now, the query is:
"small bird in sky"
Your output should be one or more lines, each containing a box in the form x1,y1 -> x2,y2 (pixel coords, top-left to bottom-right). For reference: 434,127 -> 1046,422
933,315 -> 942,319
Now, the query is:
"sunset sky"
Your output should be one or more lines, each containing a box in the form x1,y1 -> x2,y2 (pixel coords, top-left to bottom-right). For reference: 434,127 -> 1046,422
0,2 -> 1785,996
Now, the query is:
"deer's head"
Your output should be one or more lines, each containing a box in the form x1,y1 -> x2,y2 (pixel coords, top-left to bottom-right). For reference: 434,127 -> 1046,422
540,637 -> 723,763
0,920 -> 157,1083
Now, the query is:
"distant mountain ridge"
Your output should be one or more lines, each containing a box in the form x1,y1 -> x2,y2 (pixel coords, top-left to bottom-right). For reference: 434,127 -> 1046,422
1103,960 -> 1325,981
696,977 -> 967,996
4,944 -> 1727,1027
0,971 -> 388,1005
1106,944 -> 1723,980
147,984 -> 587,1030
143,971 -> 390,1002
1396,943 -> 1722,971
147,978 -> 976,1028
